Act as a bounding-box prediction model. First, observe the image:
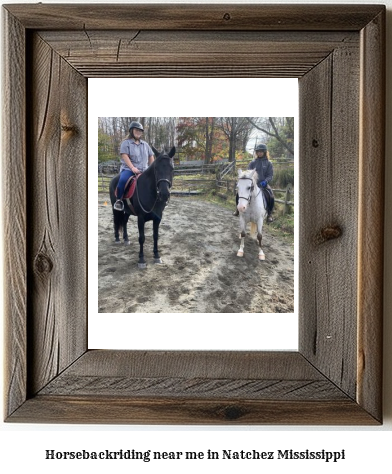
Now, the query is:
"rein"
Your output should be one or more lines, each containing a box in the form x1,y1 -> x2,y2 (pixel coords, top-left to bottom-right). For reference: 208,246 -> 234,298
238,177 -> 260,203
135,159 -> 172,214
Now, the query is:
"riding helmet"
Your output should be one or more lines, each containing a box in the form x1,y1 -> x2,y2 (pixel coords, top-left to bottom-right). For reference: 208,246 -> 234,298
255,143 -> 268,152
129,121 -> 144,132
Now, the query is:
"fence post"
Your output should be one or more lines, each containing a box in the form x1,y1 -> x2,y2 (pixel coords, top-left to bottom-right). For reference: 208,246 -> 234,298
284,185 -> 291,215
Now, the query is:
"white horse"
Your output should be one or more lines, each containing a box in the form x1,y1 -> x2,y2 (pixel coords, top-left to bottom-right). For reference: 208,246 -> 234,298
236,169 -> 268,260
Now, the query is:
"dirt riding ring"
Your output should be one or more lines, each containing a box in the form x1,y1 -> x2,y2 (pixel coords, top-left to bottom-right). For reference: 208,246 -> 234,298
98,196 -> 294,313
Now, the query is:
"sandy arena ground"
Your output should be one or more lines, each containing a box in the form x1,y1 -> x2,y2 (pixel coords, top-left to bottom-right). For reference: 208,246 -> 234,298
98,195 -> 294,313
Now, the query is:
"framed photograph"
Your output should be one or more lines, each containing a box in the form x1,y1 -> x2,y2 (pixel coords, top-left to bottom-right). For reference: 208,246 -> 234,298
3,4 -> 385,424
91,82 -> 298,351
95,114 -> 296,315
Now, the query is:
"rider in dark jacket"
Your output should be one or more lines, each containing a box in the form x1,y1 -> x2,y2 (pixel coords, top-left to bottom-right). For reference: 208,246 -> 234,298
234,143 -> 275,222
249,143 -> 275,222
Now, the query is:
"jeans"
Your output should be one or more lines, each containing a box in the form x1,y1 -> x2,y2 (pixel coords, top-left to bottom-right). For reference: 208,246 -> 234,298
116,169 -> 134,199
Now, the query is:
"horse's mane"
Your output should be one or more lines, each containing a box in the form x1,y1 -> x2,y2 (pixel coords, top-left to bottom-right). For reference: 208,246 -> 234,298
238,169 -> 259,186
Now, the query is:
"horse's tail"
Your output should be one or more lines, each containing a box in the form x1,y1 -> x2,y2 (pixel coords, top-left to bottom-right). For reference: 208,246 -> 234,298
109,174 -> 124,234
113,207 -> 125,234
250,222 -> 257,239
109,174 -> 120,206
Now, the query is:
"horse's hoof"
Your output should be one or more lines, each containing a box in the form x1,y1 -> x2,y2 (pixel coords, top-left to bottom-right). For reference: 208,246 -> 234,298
124,240 -> 130,245
138,262 -> 147,269
237,251 -> 244,257
154,257 -> 163,264
259,254 -> 265,261
114,240 -> 121,245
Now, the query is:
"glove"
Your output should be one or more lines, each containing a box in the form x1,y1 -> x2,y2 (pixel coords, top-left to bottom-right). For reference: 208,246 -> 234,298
260,180 -> 267,188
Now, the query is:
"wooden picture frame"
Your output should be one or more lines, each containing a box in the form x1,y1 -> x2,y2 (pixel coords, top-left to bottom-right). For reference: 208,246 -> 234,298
3,4 -> 385,424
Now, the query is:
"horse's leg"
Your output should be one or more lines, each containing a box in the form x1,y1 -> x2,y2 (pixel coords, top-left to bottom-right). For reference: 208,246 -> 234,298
237,230 -> 246,257
137,215 -> 147,268
153,216 -> 163,264
110,175 -> 121,244
113,210 -> 122,244
123,213 -> 130,245
237,215 -> 246,258
257,216 -> 265,260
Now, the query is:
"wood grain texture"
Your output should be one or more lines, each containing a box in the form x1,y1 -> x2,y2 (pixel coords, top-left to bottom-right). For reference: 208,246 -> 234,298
39,377 -> 347,400
4,4 -> 384,31
298,41 -> 360,399
37,351 -> 347,400
2,9 -> 27,419
357,9 -> 385,422
38,30 -> 358,78
58,350 -> 325,379
9,396 -> 378,425
7,351 -> 378,424
27,33 -> 87,396
2,4 -> 385,425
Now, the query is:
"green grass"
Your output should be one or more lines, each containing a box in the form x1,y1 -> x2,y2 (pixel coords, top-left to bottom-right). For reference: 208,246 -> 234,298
195,189 -> 294,243
98,175 -> 294,242
267,207 -> 294,244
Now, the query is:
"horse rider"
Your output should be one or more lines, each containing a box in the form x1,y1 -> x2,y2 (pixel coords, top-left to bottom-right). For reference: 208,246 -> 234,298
113,121 -> 155,211
234,143 -> 275,222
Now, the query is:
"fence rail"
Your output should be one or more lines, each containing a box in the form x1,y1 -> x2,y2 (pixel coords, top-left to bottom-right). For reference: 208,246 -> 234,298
216,178 -> 293,214
98,173 -> 293,213
99,159 -> 293,173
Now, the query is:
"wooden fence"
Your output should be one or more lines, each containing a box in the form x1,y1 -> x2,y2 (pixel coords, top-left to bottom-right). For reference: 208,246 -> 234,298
216,178 -> 294,214
99,173 -> 294,213
98,174 -> 114,193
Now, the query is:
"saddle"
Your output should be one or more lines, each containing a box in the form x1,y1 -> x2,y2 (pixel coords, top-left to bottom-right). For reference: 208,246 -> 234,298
124,175 -> 138,200
115,175 -> 139,215
262,186 -> 275,214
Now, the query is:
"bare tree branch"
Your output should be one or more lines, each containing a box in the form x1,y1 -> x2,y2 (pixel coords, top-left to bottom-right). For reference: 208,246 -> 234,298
246,117 -> 294,156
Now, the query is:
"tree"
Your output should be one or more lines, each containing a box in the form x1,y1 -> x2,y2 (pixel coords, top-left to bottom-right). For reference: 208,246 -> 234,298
177,117 -> 205,160
98,128 -> 114,162
204,117 -> 215,164
246,117 -> 294,157
216,117 -> 252,162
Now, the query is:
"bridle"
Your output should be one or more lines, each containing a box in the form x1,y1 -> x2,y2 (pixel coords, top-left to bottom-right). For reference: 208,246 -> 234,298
135,157 -> 173,214
154,156 -> 173,199
237,177 -> 259,204
156,178 -> 172,193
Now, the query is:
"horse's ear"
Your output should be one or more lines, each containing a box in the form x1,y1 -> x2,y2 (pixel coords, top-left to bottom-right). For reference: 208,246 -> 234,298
151,146 -> 160,158
249,169 -> 256,178
168,146 -> 176,158
237,168 -> 243,177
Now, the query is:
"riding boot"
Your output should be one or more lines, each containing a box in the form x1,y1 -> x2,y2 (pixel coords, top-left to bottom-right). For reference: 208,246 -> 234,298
233,194 -> 239,216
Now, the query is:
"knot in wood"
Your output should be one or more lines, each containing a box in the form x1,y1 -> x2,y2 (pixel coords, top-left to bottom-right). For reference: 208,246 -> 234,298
61,124 -> 78,134
314,225 -> 342,245
312,139 -> 319,148
34,252 -> 54,275
223,405 -> 244,420
223,13 -> 231,21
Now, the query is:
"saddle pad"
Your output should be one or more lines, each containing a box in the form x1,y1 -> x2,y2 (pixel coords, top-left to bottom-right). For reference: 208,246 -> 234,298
115,175 -> 138,199
123,176 -> 137,199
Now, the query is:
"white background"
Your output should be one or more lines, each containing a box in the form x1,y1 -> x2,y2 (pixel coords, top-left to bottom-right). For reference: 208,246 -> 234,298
1,1 -> 391,473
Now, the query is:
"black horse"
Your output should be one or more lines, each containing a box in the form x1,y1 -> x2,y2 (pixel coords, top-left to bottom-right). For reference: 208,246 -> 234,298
109,146 -> 175,268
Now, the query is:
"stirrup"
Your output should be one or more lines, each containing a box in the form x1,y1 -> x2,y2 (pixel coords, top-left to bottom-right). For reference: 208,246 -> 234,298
113,200 -> 124,211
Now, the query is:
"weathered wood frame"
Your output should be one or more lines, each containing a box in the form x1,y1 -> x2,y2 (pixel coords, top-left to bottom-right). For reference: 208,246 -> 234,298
3,4 -> 385,424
